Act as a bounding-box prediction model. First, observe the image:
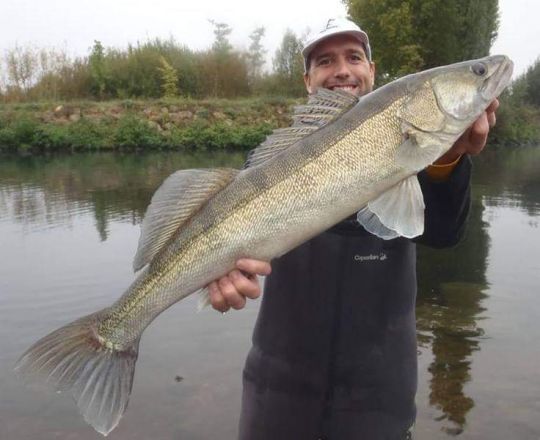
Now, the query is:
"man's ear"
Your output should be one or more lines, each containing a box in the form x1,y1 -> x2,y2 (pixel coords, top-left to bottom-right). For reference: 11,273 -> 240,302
369,62 -> 376,89
304,73 -> 313,94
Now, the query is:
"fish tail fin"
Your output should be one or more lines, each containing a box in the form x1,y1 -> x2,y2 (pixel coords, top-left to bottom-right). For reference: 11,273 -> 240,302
14,312 -> 139,437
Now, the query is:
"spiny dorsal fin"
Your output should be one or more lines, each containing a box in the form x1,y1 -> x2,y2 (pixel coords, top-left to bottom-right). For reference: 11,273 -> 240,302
244,88 -> 358,169
292,87 -> 359,127
133,168 -> 239,271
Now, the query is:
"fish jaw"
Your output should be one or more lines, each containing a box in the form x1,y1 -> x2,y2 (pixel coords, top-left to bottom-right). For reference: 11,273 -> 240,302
480,55 -> 514,101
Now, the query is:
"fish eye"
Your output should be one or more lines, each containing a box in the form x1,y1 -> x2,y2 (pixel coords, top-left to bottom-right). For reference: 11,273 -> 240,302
471,62 -> 487,76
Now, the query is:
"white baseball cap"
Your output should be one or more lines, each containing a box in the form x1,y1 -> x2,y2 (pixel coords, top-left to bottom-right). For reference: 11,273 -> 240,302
302,17 -> 372,73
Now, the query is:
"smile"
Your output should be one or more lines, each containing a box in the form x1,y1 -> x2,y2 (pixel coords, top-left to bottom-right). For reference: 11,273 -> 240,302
328,85 -> 358,92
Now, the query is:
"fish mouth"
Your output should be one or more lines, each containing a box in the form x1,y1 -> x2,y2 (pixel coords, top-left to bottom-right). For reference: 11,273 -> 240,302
481,55 -> 514,100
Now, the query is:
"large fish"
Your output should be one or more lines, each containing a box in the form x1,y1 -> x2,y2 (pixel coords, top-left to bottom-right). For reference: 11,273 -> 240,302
15,55 -> 513,435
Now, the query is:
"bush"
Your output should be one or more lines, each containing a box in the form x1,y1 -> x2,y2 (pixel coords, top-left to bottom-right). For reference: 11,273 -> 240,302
167,122 -> 272,150
490,92 -> 540,146
31,124 -> 72,151
0,116 -> 40,152
112,114 -> 165,149
67,118 -> 112,150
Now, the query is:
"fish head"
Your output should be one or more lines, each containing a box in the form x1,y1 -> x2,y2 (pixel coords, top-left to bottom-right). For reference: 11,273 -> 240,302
430,55 -> 513,127
395,55 -> 513,170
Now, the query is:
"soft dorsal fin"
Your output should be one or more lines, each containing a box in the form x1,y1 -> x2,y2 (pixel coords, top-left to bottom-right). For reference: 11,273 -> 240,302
244,88 -> 358,169
133,168 -> 239,271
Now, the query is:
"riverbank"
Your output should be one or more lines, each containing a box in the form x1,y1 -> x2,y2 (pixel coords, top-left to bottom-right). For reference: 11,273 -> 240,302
0,97 -> 298,154
1,96 -> 538,153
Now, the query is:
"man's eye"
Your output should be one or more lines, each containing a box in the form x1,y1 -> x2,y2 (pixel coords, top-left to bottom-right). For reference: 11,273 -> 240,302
349,54 -> 363,63
317,58 -> 331,66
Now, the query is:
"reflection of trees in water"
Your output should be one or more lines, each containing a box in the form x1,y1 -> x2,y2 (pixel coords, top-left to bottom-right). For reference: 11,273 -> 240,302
417,194 -> 490,435
474,147 -> 540,217
0,152 -> 245,239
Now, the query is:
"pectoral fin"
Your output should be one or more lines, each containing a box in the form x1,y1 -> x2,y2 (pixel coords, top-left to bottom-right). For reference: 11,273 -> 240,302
356,175 -> 425,239
395,128 -> 444,171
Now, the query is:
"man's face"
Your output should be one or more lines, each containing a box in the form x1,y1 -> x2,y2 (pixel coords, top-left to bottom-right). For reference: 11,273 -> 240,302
304,34 -> 376,98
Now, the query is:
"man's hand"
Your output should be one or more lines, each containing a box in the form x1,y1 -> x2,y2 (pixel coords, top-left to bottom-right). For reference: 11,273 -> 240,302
434,99 -> 500,165
208,259 -> 271,313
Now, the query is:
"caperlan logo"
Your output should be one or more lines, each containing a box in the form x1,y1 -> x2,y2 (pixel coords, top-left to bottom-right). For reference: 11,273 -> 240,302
354,253 -> 388,262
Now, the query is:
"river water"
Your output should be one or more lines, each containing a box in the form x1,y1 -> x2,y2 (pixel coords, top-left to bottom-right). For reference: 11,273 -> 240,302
0,148 -> 539,439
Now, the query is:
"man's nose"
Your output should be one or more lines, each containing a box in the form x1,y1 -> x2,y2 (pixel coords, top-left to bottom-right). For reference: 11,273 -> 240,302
333,57 -> 351,78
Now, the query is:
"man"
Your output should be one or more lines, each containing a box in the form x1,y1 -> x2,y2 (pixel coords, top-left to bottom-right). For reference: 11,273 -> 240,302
208,18 -> 499,439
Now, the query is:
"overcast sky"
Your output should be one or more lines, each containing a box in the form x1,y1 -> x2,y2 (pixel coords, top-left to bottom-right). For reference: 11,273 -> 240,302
1,0 -> 538,77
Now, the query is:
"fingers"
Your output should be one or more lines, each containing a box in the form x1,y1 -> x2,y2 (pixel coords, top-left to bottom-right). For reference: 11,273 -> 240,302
486,98 -> 500,115
485,98 -> 499,128
208,281 -> 230,313
209,276 -> 247,311
218,275 -> 247,310
208,259 -> 271,313
468,112 -> 490,154
227,270 -> 259,299
237,258 -> 272,276
465,98 -> 500,155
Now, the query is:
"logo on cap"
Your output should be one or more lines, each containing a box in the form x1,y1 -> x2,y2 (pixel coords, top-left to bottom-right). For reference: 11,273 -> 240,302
324,19 -> 338,31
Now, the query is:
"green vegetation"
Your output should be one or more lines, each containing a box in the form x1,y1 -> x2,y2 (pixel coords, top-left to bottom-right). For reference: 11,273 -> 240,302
0,8 -> 538,149
0,97 -> 296,153
490,58 -> 540,146
0,24 -> 304,102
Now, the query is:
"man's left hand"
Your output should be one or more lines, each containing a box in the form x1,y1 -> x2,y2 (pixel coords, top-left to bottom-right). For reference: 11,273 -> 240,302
434,99 -> 500,165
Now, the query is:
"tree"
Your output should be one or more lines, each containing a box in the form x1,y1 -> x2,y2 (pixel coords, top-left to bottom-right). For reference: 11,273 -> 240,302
523,57 -> 540,108
273,29 -> 305,96
247,27 -> 267,90
345,0 -> 499,82
209,20 -> 233,55
158,56 -> 179,98
4,44 -> 38,94
413,0 -> 499,68
89,40 -> 108,98
206,20 -> 238,97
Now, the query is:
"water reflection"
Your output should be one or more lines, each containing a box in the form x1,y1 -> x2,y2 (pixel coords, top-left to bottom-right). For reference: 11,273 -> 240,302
1,148 -> 540,439
0,152 -> 245,239
475,147 -> 540,216
417,195 -> 490,435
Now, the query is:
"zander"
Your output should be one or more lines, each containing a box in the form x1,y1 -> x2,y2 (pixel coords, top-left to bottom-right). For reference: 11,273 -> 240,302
15,55 -> 513,436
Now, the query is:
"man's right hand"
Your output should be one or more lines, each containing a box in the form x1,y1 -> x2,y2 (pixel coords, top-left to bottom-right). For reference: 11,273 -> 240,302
208,259 -> 271,313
